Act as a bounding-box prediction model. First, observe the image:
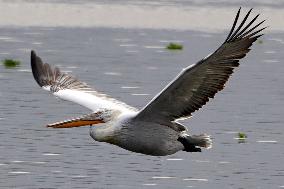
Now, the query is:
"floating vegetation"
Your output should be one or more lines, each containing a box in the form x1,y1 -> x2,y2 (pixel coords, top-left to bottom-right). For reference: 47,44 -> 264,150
166,43 -> 183,50
257,39 -> 263,44
2,59 -> 21,68
238,132 -> 247,139
236,132 -> 247,143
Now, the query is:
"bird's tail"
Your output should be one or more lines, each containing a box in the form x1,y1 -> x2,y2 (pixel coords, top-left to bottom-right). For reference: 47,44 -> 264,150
186,134 -> 212,149
178,133 -> 212,152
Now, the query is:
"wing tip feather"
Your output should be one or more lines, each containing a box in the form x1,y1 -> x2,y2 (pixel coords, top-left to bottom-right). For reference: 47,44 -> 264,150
225,8 -> 266,43
31,50 -> 45,87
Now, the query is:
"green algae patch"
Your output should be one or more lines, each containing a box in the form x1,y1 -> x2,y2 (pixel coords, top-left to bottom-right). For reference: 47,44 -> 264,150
2,59 -> 21,68
236,132 -> 247,143
166,43 -> 183,50
257,39 -> 263,44
238,132 -> 247,139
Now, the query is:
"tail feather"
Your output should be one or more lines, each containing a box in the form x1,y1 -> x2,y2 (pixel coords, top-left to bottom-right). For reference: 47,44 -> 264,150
178,133 -> 212,152
187,134 -> 212,149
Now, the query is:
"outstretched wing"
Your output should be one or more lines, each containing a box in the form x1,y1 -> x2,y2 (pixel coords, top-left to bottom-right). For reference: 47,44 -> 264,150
31,50 -> 134,112
136,8 -> 266,122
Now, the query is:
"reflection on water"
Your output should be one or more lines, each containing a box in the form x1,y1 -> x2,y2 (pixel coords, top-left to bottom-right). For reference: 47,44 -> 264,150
0,26 -> 283,188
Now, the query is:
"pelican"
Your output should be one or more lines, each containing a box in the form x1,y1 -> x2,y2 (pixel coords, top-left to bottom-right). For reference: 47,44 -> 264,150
31,8 -> 265,156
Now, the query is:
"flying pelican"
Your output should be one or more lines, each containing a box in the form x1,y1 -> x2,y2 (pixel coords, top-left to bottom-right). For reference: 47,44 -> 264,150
31,8 -> 265,156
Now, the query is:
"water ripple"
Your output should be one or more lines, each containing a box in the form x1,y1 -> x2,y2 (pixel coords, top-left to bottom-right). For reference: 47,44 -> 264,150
9,171 -> 30,174
121,86 -> 140,89
144,46 -> 164,49
131,93 -> 150,96
142,183 -> 157,186
42,153 -> 61,156
104,72 -> 122,76
152,176 -> 176,179
183,178 -> 208,182
257,140 -> 278,143
119,44 -> 137,47
166,158 -> 183,161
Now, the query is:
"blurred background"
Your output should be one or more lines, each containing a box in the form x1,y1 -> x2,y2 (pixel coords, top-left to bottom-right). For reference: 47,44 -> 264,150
0,0 -> 284,31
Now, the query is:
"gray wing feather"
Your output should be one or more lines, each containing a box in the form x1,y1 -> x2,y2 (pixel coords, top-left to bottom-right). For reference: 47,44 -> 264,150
31,51 -> 136,112
136,8 -> 266,122
31,51 -> 90,92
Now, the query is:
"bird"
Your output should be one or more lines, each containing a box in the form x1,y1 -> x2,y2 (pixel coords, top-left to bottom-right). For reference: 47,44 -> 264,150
31,8 -> 265,156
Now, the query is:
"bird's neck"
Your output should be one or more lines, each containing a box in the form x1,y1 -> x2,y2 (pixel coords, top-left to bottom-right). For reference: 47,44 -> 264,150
89,109 -> 121,143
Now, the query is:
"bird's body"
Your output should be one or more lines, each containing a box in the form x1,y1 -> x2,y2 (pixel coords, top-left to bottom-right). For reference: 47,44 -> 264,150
90,112 -> 184,156
31,8 -> 265,156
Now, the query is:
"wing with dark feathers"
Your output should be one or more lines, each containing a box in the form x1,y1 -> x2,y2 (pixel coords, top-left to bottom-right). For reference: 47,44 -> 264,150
31,51 -> 89,92
31,51 -> 135,112
136,8 -> 266,122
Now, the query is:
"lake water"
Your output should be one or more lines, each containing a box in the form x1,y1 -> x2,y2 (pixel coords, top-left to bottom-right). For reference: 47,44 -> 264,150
0,1 -> 284,189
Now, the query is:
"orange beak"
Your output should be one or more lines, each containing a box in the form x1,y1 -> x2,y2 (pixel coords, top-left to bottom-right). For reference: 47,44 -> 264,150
47,116 -> 105,128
